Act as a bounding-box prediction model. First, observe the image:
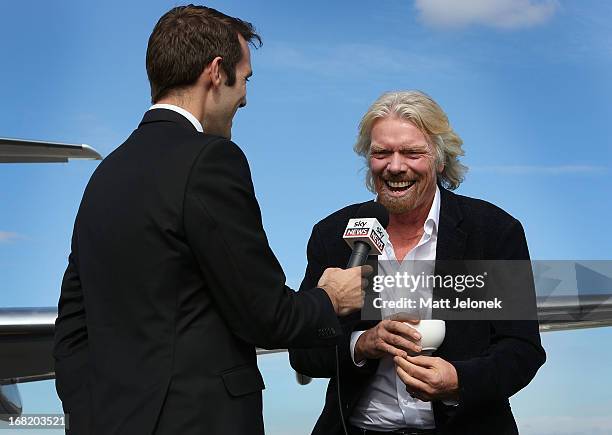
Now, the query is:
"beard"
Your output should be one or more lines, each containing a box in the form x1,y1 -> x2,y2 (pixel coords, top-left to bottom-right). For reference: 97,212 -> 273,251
375,173 -> 436,215
377,186 -> 419,214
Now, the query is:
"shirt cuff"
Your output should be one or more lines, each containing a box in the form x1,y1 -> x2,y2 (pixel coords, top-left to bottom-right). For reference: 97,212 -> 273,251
350,331 -> 367,367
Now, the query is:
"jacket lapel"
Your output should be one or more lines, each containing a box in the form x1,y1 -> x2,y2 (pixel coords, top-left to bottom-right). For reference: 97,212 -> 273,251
432,188 -> 467,323
435,187 -> 467,261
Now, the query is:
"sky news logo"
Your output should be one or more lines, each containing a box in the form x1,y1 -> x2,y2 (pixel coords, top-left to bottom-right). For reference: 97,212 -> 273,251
370,229 -> 385,252
345,228 -> 369,237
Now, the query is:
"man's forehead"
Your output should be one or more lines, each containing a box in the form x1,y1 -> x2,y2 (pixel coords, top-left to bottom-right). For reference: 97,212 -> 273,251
238,33 -> 252,62
370,117 -> 430,144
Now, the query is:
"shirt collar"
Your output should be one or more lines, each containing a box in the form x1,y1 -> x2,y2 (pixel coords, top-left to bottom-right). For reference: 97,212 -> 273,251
149,104 -> 203,133
375,185 -> 441,236
379,185 -> 441,260
424,185 -> 441,238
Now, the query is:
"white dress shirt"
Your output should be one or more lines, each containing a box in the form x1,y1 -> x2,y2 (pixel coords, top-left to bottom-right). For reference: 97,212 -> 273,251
349,186 -> 441,431
149,104 -> 203,133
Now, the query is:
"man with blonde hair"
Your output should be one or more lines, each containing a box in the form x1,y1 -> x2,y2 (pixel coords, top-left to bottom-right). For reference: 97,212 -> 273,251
290,91 -> 545,434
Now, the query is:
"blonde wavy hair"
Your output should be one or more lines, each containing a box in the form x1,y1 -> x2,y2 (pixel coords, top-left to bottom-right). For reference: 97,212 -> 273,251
354,90 -> 467,191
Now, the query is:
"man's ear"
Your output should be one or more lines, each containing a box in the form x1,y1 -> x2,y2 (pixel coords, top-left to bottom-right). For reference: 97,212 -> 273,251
203,56 -> 224,88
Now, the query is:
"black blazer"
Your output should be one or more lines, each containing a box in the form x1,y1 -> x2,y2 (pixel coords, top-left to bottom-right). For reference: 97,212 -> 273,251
289,188 -> 546,435
53,109 -> 342,435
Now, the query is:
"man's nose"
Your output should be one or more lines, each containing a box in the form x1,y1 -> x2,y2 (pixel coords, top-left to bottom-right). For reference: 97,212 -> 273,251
239,97 -> 247,108
387,153 -> 406,173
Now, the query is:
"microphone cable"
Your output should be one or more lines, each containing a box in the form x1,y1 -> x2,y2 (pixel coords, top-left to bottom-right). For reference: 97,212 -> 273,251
335,344 -> 349,435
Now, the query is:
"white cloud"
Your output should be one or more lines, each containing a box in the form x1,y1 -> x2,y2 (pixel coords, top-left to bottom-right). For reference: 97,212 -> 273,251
0,231 -> 20,243
414,0 -> 559,29
471,165 -> 607,175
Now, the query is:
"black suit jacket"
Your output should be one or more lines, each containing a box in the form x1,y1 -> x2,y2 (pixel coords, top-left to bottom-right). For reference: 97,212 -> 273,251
289,188 -> 546,435
53,109 -> 342,435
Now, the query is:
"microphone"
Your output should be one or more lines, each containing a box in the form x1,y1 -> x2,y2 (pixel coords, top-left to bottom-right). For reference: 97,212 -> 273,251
337,202 -> 389,435
343,202 -> 390,268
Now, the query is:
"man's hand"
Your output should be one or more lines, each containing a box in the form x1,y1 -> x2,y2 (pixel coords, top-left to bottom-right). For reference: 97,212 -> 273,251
318,265 -> 372,316
394,355 -> 460,402
355,320 -> 422,362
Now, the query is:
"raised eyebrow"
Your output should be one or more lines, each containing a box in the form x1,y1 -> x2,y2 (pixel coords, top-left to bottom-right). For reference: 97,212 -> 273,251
369,147 -> 388,154
369,144 -> 388,152
397,143 -> 432,153
401,146 -> 429,153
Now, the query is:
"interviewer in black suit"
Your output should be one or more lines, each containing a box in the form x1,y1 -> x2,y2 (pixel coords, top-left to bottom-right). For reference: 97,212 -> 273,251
53,5 -> 368,435
289,91 -> 546,434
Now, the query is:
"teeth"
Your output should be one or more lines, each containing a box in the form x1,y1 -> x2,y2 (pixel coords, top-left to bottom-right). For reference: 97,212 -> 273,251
387,180 -> 414,188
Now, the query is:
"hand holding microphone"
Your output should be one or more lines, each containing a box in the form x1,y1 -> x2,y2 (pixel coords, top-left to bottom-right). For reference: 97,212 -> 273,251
317,202 -> 389,316
318,266 -> 371,316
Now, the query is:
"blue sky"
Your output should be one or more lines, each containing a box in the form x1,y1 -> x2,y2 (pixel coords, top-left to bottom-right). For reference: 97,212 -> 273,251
1,1 -> 611,434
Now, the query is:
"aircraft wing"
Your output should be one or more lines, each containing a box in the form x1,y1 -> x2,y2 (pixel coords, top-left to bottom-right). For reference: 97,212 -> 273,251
0,308 -> 57,384
0,307 -> 286,385
537,294 -> 612,332
0,137 -> 102,163
1,296 -> 612,385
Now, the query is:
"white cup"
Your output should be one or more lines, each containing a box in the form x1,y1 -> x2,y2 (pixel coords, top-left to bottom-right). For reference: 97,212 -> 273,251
405,320 -> 446,354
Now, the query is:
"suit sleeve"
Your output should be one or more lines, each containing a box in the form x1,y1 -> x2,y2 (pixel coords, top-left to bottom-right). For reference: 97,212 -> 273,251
53,221 -> 91,434
450,220 -> 546,412
183,138 -> 341,349
288,225 -> 379,378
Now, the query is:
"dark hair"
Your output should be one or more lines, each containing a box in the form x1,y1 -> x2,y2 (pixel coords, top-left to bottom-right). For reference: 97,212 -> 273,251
146,4 -> 262,103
